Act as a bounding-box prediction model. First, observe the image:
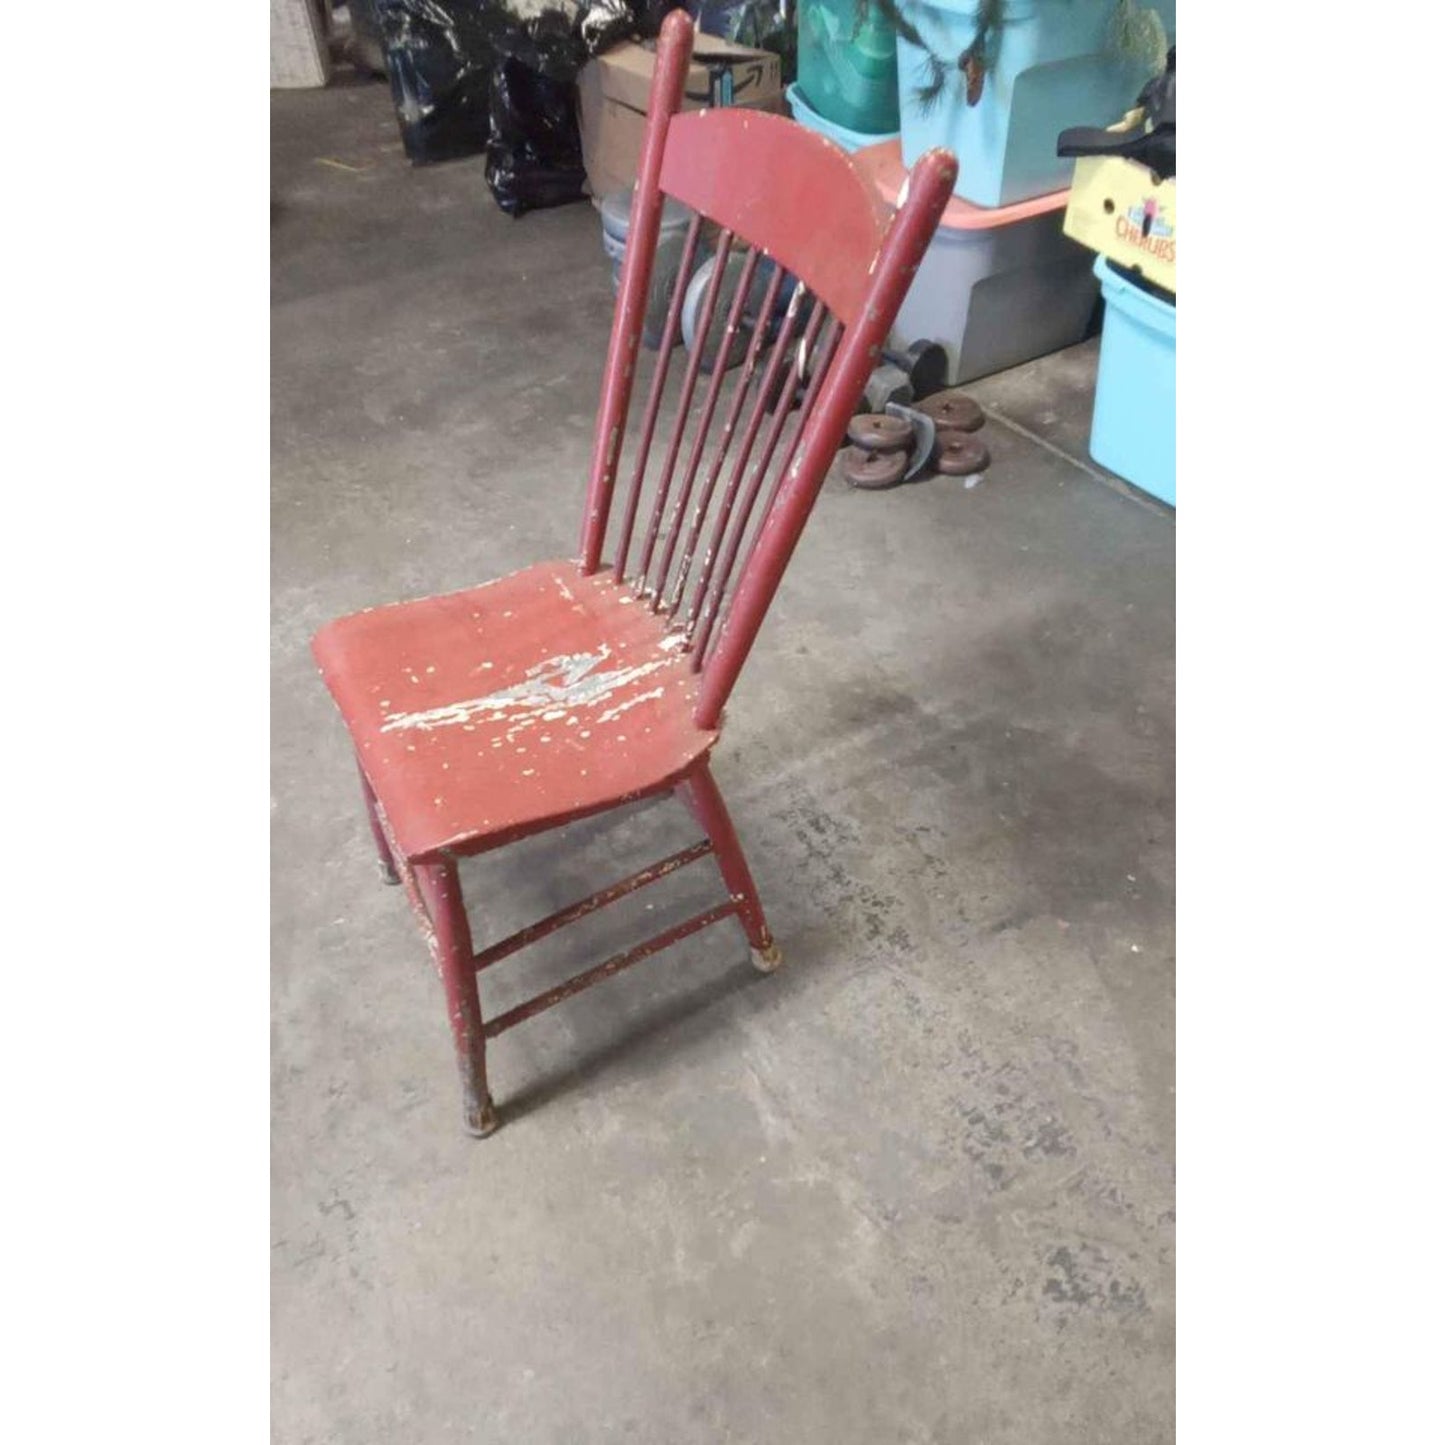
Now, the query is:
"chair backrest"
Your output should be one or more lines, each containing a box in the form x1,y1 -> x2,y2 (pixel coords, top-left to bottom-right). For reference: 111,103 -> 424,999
579,11 -> 957,731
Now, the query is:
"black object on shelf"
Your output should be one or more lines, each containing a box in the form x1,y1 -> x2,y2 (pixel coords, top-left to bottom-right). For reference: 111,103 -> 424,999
1056,46 -> 1176,181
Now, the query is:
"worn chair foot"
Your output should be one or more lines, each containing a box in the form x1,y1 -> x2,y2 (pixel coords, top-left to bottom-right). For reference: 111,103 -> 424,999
750,942 -> 783,974
377,858 -> 401,886
464,1096 -> 501,1138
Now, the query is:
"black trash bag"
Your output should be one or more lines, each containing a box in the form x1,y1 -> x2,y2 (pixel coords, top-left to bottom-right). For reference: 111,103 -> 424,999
494,5 -> 587,78
575,0 -> 686,53
375,1 -> 686,211
376,1 -> 510,165
578,0 -> 639,54
481,8 -> 589,216
484,54 -> 588,216
483,3 -> 683,216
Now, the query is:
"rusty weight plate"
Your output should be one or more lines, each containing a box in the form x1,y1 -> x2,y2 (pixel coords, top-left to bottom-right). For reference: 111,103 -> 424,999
841,445 -> 908,489
918,389 -> 985,434
846,413 -> 912,453
934,432 -> 991,476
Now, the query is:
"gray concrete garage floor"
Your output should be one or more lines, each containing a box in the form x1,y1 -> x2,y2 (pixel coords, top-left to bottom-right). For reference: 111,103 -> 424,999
273,74 -> 1174,1445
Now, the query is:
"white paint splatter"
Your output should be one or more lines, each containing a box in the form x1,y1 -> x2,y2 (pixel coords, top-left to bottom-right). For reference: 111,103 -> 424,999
379,647 -> 672,734
596,687 -> 664,726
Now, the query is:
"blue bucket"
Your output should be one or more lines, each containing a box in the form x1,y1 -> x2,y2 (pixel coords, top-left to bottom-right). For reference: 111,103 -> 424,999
787,81 -> 899,155
796,0 -> 900,135
1089,255 -> 1175,505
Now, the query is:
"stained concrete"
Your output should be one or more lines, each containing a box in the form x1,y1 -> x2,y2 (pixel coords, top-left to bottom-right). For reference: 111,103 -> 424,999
272,74 -> 1175,1445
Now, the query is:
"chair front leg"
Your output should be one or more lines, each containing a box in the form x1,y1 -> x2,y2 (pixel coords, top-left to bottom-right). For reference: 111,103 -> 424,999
678,764 -> 782,972
355,755 -> 400,885
414,858 -> 500,1137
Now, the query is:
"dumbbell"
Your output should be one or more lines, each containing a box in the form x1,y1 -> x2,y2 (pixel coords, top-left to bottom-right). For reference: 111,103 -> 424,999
857,338 -> 950,414
882,340 -> 949,400
859,361 -> 913,414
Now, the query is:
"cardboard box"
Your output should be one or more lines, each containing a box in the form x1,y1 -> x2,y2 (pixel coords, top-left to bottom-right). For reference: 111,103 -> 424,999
1062,109 -> 1177,294
577,34 -> 784,201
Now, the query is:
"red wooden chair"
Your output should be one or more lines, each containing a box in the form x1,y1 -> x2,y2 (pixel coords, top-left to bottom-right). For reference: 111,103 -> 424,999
313,12 -> 957,1136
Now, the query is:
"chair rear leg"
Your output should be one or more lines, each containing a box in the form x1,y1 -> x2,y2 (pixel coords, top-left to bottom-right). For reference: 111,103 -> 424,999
679,764 -> 782,972
415,859 -> 500,1137
356,756 -> 400,885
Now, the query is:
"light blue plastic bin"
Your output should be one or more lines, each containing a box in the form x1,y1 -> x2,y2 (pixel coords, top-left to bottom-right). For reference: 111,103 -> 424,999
796,0 -> 900,135
897,0 -> 1176,206
786,81 -> 899,154
1090,255 -> 1175,505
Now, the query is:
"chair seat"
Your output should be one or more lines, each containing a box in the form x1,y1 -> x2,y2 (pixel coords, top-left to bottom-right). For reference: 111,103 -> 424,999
313,561 -> 717,861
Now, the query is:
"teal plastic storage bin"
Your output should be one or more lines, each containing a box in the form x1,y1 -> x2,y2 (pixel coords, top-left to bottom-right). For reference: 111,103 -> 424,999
787,82 -> 899,153
1089,255 -> 1175,505
797,0 -> 900,135
897,0 -> 1176,206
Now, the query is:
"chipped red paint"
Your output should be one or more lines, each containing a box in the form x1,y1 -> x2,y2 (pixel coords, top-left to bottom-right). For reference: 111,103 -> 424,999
652,244 -> 760,612
471,840 -> 713,973
611,212 -> 705,584
356,758 -> 399,884
658,107 -> 891,325
666,258 -> 783,622
314,561 -> 716,862
581,10 -> 691,574
482,901 -> 741,1041
633,227 -> 737,595
691,148 -> 957,727
413,859 -> 498,1137
691,301 -> 829,665
313,10 -> 957,1135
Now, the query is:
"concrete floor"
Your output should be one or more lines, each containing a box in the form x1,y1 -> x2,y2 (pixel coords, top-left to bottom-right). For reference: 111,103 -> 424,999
273,75 -> 1174,1445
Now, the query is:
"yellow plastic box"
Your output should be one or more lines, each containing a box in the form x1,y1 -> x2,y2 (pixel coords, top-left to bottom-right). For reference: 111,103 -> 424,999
1063,110 -> 1176,294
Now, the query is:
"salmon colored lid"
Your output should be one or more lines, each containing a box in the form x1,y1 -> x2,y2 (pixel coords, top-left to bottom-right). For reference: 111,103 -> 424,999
853,140 -> 1068,229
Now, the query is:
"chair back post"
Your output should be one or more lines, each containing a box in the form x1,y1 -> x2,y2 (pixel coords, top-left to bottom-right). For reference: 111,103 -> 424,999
693,146 -> 959,731
579,12 -> 694,574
